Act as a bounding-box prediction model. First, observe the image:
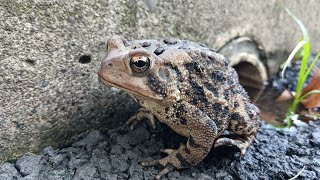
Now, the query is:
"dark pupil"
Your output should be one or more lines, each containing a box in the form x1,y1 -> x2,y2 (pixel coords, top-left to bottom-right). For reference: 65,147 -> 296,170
134,60 -> 146,67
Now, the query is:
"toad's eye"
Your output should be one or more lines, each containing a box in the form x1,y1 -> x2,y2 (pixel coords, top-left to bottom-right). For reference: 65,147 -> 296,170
130,56 -> 150,73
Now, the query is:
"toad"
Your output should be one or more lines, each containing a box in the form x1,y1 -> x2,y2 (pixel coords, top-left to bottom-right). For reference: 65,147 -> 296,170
98,36 -> 260,179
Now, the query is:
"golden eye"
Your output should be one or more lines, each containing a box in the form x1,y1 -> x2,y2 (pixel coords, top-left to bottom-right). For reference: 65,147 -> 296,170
130,56 -> 150,73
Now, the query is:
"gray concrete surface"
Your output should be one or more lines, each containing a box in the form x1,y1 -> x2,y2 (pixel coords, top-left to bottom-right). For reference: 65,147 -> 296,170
0,0 -> 319,162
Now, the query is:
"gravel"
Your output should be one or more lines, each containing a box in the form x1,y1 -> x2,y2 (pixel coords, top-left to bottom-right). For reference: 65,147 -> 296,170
0,121 -> 319,180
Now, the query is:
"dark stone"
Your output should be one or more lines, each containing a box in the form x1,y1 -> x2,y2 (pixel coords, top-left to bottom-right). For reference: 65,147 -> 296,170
141,41 -> 151,47
199,43 -> 207,47
43,146 -> 55,157
15,154 -> 41,176
0,163 -> 21,179
72,130 -> 105,152
163,38 -> 177,45
40,80 -> 49,87
31,107 -> 37,114
201,51 -> 207,57
209,48 -> 216,52
110,155 -> 129,173
68,155 -> 89,170
116,126 -> 150,148
154,47 -> 165,55
72,164 -> 97,179
208,54 -> 216,60
49,153 -> 67,169
1,120 -> 319,180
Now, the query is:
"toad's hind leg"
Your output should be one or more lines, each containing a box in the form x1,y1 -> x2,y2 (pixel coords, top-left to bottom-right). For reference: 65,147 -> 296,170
214,102 -> 259,155
141,105 -> 218,179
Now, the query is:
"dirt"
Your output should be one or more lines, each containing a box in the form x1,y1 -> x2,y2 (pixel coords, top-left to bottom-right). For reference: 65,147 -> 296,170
1,120 -> 320,180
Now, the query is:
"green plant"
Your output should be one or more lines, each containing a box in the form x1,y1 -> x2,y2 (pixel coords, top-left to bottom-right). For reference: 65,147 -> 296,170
280,8 -> 320,128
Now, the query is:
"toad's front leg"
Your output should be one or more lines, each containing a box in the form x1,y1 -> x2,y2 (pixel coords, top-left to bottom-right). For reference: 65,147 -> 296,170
127,108 -> 157,130
141,108 -> 218,179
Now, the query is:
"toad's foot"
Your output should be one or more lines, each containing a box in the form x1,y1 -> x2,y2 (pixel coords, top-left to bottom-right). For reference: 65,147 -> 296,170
140,132 -> 214,179
127,108 -> 156,130
140,144 -> 188,180
214,135 -> 255,155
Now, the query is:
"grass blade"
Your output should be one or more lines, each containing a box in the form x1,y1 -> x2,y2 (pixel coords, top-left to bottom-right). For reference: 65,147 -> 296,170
303,52 -> 320,80
281,40 -> 307,78
288,166 -> 305,180
284,7 -> 309,41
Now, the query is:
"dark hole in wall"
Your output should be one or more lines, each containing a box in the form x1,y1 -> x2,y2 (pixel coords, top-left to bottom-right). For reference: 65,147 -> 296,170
25,59 -> 36,66
79,55 -> 91,64
233,61 -> 264,101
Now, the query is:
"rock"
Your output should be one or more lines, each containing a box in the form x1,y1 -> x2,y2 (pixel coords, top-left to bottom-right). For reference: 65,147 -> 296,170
110,155 -> 129,173
167,170 -> 180,179
72,164 -> 98,180
0,121 -> 320,179
116,126 -> 150,149
72,130 -> 105,152
49,153 -> 67,168
198,173 -> 214,180
104,174 -> 118,180
68,157 -> 89,171
0,163 -> 21,180
91,157 -> 111,176
39,169 -> 71,180
215,170 -> 233,180
43,146 -> 55,157
15,154 -> 41,176
311,131 -> 320,147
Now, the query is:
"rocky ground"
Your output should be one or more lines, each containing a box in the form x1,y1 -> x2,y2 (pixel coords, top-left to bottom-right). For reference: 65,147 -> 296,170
1,120 -> 320,180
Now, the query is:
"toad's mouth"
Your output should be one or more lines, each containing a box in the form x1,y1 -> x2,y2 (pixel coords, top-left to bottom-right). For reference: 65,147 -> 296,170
98,76 -> 163,101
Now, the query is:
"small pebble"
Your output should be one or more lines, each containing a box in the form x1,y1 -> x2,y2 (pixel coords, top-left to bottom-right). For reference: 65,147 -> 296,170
141,41 -> 151,47
163,38 -> 177,45
154,47 -> 165,55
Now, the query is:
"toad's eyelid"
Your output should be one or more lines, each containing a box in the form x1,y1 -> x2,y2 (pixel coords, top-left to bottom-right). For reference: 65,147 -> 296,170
128,49 -> 151,57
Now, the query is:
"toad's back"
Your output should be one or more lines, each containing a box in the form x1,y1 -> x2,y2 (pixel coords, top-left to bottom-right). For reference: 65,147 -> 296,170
128,38 -> 259,133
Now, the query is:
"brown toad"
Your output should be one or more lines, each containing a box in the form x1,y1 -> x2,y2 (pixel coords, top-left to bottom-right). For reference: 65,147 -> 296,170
98,36 -> 260,179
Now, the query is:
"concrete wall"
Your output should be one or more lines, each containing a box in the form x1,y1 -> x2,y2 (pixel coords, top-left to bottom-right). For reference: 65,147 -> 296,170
0,0 -> 319,162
